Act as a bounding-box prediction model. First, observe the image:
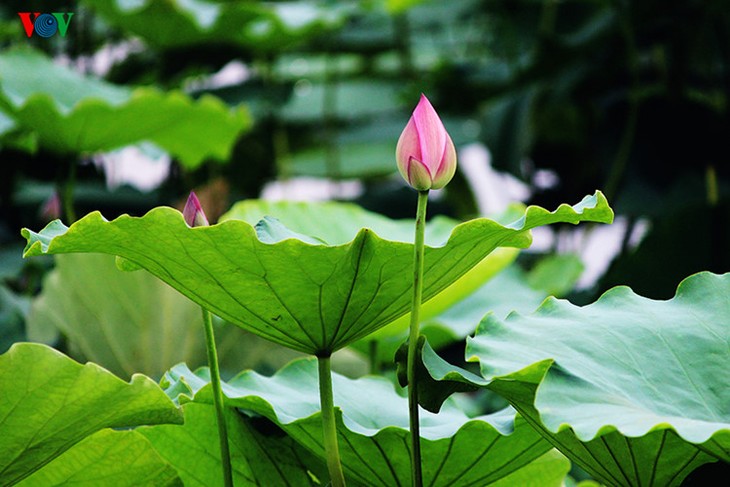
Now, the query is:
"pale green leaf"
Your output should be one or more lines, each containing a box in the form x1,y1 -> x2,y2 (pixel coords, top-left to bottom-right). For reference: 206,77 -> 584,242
422,272 -> 730,486
0,48 -> 250,167
17,430 -> 180,487
0,343 -> 182,486
26,254 -> 293,379
167,358 -> 567,486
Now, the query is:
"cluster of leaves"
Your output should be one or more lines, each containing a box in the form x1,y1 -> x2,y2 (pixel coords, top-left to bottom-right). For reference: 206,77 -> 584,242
0,0 -> 728,485
9,193 -> 729,486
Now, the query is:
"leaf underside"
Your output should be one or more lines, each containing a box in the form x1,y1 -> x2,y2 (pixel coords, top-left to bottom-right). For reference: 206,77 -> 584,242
165,358 -> 569,486
22,192 -> 613,355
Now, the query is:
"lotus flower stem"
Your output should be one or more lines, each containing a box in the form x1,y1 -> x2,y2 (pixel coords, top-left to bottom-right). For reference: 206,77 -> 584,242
202,308 -> 233,487
318,355 -> 346,487
407,189 -> 428,487
183,192 -> 231,485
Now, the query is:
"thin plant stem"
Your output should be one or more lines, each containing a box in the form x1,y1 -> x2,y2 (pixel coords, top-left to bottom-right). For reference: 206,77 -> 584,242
202,308 -> 234,487
318,355 -> 346,487
407,190 -> 428,487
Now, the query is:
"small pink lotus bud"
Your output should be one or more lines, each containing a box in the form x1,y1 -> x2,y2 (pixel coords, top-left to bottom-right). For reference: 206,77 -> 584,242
396,94 -> 457,191
182,191 -> 209,227
39,191 -> 62,222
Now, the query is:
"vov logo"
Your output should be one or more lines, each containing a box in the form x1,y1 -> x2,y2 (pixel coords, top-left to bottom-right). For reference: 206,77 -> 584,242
18,12 -> 74,38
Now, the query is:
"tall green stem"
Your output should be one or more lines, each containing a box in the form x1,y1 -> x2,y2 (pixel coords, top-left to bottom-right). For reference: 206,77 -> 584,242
202,308 -> 233,487
407,190 -> 428,487
318,355 -> 346,487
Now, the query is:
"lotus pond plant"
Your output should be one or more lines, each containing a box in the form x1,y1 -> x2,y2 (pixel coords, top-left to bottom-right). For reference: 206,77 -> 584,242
398,93 -> 458,486
15,95 -> 727,487
182,192 -> 233,487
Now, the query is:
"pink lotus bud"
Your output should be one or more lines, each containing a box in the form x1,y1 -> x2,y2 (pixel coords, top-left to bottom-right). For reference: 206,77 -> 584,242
182,191 -> 209,227
39,191 -> 62,222
396,94 -> 457,191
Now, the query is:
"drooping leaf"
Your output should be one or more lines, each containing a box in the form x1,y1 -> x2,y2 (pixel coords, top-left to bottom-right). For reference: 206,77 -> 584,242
16,430 -> 181,487
0,47 -> 250,167
22,193 -> 612,354
0,343 -> 182,486
140,402 -> 325,487
26,253 -> 296,379
80,0 -> 347,50
166,358 -> 567,486
422,272 -> 730,486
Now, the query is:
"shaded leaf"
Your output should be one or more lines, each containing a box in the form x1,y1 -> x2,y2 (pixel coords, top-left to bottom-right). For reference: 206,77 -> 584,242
422,272 -> 730,486
27,254 -> 294,379
0,47 -> 250,167
81,0 -> 347,50
17,430 -> 180,487
140,402 -> 325,487
22,193 -> 612,354
166,358 -> 566,486
0,343 -> 182,486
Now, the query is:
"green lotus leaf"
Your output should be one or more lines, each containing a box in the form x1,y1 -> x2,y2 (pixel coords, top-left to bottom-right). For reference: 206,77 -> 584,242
221,199 -> 520,341
26,253 -> 297,379
0,47 -> 250,167
421,272 -> 730,486
16,429 -> 180,487
80,0 -> 347,50
139,402 -> 326,486
166,358 -> 568,486
406,255 -> 584,356
22,192 -> 612,354
0,343 -> 182,486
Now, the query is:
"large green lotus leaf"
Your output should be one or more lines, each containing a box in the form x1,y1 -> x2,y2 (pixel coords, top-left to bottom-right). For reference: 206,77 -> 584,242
166,358 -> 568,486
410,254 -> 584,356
221,199 -> 519,340
26,253 -> 299,379
81,0 -> 346,50
22,192 -> 612,354
0,343 -> 182,486
422,272 -> 730,486
140,402 -> 326,487
0,48 -> 250,167
17,429 -> 180,487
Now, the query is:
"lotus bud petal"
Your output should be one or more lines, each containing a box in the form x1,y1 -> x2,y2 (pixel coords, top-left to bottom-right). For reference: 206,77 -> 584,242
182,191 -> 209,227
396,94 -> 457,191
39,191 -> 62,222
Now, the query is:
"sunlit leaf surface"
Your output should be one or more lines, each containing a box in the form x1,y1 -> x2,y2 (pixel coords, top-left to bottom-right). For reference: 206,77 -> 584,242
0,343 -> 182,486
